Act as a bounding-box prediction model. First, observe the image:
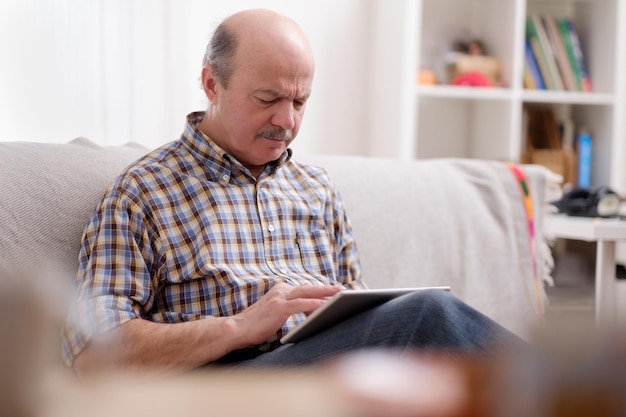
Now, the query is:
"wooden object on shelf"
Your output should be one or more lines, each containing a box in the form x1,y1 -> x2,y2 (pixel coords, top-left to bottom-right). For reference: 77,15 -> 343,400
523,148 -> 577,186
521,105 -> 577,185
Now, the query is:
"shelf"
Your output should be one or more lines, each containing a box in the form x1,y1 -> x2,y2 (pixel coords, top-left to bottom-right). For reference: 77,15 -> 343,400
368,0 -> 625,192
416,86 -> 615,106
521,90 -> 614,106
415,85 -> 512,101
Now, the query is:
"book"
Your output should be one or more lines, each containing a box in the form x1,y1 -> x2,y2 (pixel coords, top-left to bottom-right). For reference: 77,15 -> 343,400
528,36 -> 552,89
527,21 -> 554,90
577,130 -> 593,188
526,14 -> 563,90
524,39 -> 546,89
562,18 -> 592,92
523,60 -> 536,89
557,18 -> 583,91
543,14 -> 577,91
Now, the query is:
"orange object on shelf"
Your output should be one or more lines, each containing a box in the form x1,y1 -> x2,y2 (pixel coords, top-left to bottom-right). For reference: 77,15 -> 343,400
417,69 -> 437,85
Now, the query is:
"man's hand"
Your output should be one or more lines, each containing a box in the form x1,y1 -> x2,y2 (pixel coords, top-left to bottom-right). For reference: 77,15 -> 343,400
73,283 -> 343,378
231,283 -> 343,347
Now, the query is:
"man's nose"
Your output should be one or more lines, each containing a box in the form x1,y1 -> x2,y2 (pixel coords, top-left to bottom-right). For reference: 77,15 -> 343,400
271,101 -> 296,131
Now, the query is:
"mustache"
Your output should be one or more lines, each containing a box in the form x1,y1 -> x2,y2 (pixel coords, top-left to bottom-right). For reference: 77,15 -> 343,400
256,128 -> 293,141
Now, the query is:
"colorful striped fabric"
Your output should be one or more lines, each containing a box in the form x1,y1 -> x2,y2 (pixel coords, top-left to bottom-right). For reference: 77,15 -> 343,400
506,162 -> 543,318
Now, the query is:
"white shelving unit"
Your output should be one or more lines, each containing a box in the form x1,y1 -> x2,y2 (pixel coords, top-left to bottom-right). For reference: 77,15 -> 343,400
368,0 -> 626,194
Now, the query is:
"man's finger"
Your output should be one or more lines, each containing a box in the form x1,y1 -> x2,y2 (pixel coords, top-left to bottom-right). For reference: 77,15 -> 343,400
286,284 -> 343,300
286,298 -> 328,315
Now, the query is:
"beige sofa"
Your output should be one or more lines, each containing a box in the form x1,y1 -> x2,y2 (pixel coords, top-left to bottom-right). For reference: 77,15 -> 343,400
0,138 -> 558,376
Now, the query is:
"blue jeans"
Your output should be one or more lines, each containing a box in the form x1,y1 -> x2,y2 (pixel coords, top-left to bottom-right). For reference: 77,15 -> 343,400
241,289 -> 520,367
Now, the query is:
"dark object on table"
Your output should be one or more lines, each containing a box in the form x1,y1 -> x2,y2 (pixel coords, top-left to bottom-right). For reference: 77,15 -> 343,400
552,187 -> 620,218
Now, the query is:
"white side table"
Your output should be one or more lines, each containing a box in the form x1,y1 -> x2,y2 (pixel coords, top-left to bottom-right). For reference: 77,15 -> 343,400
545,214 -> 626,324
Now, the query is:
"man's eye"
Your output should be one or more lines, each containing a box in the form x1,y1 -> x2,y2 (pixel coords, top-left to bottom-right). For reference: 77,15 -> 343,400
258,97 -> 276,105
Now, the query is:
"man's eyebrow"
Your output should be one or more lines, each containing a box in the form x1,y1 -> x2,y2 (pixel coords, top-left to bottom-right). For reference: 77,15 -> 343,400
254,88 -> 280,95
253,88 -> 310,100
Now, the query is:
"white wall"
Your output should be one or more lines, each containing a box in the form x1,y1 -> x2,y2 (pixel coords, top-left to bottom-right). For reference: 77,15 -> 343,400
0,0 -> 373,156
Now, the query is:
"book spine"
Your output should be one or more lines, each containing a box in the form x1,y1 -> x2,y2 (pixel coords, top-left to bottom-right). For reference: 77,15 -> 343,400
523,61 -> 537,89
565,18 -> 592,92
526,17 -> 556,90
543,14 -> 577,91
557,18 -> 583,91
530,14 -> 564,90
524,40 -> 546,89
577,131 -> 592,188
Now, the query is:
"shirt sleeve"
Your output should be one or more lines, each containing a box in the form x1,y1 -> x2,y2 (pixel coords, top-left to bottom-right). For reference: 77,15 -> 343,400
330,184 -> 367,290
61,177 -> 160,367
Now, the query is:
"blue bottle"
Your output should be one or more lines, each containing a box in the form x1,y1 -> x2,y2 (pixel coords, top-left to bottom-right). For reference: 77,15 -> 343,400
577,131 -> 592,188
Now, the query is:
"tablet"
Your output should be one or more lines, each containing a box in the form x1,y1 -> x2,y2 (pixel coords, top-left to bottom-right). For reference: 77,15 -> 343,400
280,286 -> 451,344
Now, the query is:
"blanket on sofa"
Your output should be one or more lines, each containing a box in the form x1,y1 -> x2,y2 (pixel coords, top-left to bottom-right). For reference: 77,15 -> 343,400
299,155 -> 558,339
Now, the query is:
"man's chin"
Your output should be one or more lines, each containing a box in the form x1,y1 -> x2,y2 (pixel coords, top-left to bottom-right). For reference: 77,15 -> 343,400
268,148 -> 287,161
248,148 -> 286,166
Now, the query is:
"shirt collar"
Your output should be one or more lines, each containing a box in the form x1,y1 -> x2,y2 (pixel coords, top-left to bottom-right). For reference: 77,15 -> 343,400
181,111 -> 292,182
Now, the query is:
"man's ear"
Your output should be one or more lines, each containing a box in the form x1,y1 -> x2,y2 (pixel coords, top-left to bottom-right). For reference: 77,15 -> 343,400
201,66 -> 219,104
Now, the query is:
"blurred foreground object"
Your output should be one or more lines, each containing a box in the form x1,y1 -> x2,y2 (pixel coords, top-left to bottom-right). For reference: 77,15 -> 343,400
0,272 -> 45,417
5,266 -> 626,417
37,352 -> 469,417
329,350 -> 468,417
492,323 -> 626,417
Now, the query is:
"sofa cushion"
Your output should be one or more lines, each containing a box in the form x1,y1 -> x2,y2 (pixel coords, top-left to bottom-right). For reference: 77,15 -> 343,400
0,138 -> 150,282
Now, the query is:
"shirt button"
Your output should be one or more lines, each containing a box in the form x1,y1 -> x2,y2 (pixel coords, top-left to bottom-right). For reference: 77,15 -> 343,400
221,174 -> 229,181
268,224 -> 275,232
279,268 -> 288,274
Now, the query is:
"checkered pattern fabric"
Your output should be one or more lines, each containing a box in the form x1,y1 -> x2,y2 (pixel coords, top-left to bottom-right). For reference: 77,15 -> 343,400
62,112 -> 364,366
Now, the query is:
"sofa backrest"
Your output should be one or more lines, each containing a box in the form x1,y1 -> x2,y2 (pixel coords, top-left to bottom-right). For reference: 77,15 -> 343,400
0,138 -> 150,300
0,139 -> 555,341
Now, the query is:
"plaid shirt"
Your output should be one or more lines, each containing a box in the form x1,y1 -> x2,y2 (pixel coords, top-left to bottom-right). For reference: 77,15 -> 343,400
62,112 -> 365,366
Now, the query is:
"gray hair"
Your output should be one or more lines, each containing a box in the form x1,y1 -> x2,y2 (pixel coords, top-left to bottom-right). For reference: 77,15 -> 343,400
202,21 -> 238,88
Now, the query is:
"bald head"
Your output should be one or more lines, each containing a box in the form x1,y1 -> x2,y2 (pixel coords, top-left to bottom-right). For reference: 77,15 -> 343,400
198,9 -> 315,175
203,9 -> 314,88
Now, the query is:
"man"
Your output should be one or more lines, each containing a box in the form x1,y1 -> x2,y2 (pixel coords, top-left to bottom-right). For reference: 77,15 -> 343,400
62,9 -> 515,377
